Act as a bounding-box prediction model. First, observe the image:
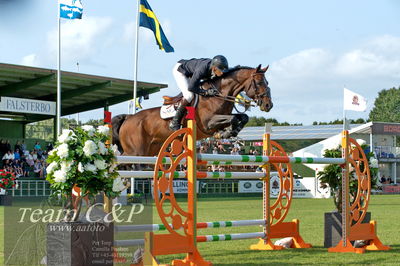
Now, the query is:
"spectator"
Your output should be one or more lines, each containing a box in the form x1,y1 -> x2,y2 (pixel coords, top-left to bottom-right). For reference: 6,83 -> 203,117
212,147 -> 218,154
13,159 -> 25,177
380,175 -> 387,184
20,140 -> 27,154
217,142 -> 226,153
46,142 -> 53,152
2,150 -> 14,162
26,151 -> 35,167
0,139 -> 7,164
14,149 -> 21,160
387,176 -> 393,184
33,159 -> 43,178
14,141 -> 22,156
32,150 -> 38,161
34,141 -> 41,151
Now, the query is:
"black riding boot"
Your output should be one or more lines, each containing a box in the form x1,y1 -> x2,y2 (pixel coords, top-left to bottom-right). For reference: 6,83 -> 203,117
169,99 -> 190,131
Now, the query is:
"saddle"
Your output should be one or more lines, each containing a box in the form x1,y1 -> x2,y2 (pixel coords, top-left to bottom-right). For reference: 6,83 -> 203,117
163,93 -> 183,105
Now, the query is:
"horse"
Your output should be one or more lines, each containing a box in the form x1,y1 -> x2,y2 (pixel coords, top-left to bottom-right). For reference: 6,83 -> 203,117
112,64 -> 273,157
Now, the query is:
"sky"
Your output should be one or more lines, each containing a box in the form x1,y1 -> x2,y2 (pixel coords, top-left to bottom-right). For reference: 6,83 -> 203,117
1,0 -> 399,125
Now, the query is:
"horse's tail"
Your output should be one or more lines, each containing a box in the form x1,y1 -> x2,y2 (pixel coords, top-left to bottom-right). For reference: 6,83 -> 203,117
112,114 -> 128,154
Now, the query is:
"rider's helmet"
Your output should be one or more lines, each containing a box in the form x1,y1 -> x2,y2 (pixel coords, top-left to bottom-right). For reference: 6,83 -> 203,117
211,55 -> 229,72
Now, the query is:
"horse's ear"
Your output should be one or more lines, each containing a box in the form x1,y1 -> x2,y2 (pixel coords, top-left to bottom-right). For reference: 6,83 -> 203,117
256,64 -> 262,72
261,65 -> 269,73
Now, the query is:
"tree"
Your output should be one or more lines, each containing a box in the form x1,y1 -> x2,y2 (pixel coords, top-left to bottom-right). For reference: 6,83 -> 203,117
245,117 -> 302,127
369,86 -> 400,122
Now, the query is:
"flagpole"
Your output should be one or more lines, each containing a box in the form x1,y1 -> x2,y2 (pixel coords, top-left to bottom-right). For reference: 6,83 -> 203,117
57,0 -> 62,137
133,0 -> 140,115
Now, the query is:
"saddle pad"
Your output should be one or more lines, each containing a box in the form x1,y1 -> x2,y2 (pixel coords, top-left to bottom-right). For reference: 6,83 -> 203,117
160,94 -> 199,119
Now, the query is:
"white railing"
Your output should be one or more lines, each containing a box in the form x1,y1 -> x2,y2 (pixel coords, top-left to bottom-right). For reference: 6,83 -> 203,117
8,180 -> 52,197
375,146 -> 400,159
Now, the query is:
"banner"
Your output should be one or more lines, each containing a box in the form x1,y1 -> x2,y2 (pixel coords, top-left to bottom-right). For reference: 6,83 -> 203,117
0,96 -> 56,116
151,180 -> 199,195
239,177 -> 320,198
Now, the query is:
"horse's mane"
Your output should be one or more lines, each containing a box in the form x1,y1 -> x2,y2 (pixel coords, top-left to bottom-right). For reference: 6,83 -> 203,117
206,65 -> 254,84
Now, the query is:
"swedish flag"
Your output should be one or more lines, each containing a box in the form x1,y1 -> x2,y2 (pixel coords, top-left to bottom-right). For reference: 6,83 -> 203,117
139,0 -> 174,53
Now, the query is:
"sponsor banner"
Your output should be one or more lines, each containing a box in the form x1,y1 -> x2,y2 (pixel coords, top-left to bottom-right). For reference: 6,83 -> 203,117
239,177 -> 318,198
372,123 -> 400,136
151,180 -> 199,194
293,178 -> 315,198
0,96 -> 56,116
238,180 -> 264,193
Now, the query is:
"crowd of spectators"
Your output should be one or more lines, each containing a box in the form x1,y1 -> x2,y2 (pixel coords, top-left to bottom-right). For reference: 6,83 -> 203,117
198,138 -> 262,172
0,139 -> 53,178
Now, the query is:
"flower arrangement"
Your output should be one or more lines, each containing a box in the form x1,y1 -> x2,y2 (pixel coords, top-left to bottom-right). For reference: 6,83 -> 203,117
46,125 -> 125,199
0,170 -> 17,190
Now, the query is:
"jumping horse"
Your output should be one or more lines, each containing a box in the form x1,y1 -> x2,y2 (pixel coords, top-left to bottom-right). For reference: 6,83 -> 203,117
112,64 -> 273,156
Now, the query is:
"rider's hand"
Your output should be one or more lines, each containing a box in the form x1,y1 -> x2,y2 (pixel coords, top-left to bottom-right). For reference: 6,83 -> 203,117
199,88 -> 219,97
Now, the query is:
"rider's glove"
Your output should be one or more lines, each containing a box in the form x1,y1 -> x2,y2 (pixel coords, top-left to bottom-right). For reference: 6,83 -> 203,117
198,88 -> 219,97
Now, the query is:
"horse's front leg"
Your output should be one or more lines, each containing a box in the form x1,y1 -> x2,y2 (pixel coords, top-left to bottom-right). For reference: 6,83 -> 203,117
230,114 -> 249,137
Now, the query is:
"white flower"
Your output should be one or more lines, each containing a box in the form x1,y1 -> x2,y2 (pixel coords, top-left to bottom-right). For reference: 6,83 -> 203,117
82,125 -> 95,136
78,162 -> 84,173
109,162 -> 117,173
94,159 -> 107,170
57,143 -> 69,159
370,158 -> 379,168
97,125 -> 110,135
58,129 -> 75,143
112,144 -> 121,156
46,162 -> 58,174
85,163 -> 97,173
53,170 -> 67,183
102,171 -> 109,178
112,177 -> 125,192
98,142 -> 108,155
61,161 -> 73,172
83,140 -> 97,156
49,148 -> 57,156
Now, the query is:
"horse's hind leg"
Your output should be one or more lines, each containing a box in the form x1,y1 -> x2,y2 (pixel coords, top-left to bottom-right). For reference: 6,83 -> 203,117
207,115 -> 238,139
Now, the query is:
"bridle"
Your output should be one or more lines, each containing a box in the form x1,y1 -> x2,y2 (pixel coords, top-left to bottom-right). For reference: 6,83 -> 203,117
249,72 -> 270,106
212,71 -> 269,107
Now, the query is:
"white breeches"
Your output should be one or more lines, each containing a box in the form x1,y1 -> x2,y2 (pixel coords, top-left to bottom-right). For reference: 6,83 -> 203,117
172,63 -> 194,102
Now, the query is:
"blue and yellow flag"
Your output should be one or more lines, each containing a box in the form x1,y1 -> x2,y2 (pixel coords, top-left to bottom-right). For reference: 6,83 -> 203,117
139,0 -> 174,53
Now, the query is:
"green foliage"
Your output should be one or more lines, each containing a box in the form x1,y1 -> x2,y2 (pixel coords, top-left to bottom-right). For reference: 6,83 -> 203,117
245,117 -> 302,127
312,118 -> 368,125
369,86 -> 400,122
317,145 -> 378,211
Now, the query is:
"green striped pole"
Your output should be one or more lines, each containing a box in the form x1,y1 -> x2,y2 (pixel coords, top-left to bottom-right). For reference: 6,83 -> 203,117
116,155 -> 345,165
197,232 -> 265,242
115,219 -> 266,232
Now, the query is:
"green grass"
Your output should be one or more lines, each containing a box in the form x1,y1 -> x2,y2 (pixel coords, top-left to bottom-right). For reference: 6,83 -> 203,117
1,195 -> 400,265
156,195 -> 400,265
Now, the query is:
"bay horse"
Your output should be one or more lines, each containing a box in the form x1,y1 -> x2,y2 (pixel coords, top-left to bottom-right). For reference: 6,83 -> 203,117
112,64 -> 273,157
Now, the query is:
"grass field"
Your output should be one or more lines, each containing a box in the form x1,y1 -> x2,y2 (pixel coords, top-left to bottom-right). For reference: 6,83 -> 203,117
1,195 -> 399,265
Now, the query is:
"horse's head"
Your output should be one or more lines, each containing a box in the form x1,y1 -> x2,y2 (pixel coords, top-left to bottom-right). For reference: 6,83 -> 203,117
244,65 -> 273,112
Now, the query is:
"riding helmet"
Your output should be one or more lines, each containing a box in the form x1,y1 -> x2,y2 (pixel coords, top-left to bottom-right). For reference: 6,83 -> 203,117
211,55 -> 229,72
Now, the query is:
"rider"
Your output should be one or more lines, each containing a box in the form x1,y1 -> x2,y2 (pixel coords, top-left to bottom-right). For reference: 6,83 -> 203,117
169,55 -> 229,131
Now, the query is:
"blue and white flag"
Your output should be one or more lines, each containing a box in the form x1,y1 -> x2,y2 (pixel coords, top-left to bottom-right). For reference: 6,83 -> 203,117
60,0 -> 83,20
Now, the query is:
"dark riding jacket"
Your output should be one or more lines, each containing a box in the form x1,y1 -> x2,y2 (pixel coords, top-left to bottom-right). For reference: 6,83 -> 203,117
177,58 -> 212,93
